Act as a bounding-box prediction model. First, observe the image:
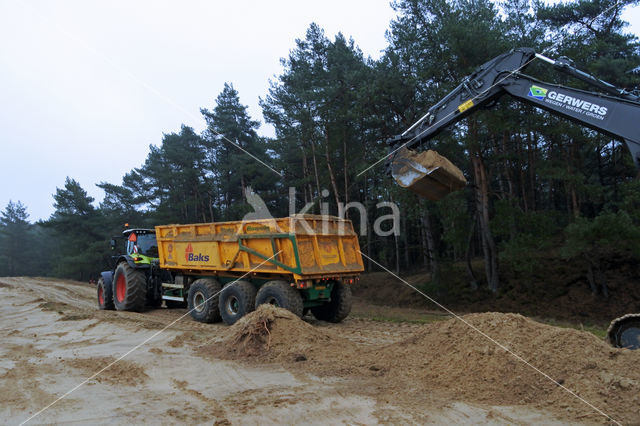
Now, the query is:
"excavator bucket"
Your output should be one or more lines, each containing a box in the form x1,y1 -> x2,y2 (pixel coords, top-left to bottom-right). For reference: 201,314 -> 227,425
391,147 -> 467,200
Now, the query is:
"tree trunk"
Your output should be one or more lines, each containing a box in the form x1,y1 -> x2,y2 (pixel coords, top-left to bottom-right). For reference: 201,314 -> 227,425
309,139 -> 322,208
472,155 -> 499,292
568,142 -> 580,219
343,129 -> 349,214
517,135 -> 528,212
240,175 -> 247,204
208,192 -> 215,222
420,221 -> 429,268
366,208 -> 373,270
324,129 -> 341,209
527,132 -> 537,211
301,146 -> 313,205
586,261 -> 598,295
466,213 -> 479,290
570,182 -> 579,219
420,199 -> 439,284
502,131 -> 515,200
402,215 -> 410,269
586,259 -> 609,298
394,232 -> 401,274
600,269 -> 609,299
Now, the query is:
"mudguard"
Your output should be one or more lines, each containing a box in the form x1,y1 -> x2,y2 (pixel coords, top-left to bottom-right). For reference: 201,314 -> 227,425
100,271 -> 113,289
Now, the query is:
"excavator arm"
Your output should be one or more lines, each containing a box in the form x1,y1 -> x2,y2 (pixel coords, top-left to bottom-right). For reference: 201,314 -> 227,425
388,48 -> 538,152
389,48 -> 640,199
389,48 -> 640,349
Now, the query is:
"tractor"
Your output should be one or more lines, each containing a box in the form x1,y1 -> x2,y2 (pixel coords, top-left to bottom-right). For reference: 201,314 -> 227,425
97,228 -> 185,312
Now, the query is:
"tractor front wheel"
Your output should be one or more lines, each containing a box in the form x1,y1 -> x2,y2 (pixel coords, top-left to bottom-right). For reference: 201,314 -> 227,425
112,263 -> 147,312
97,277 -> 114,310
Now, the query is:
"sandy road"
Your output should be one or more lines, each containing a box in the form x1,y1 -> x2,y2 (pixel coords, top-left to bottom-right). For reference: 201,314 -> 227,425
0,277 -> 570,425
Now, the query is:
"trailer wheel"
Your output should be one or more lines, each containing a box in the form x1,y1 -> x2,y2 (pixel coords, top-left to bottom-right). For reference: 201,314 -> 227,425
255,280 -> 303,318
219,280 -> 257,325
188,278 -> 222,323
97,277 -> 114,310
112,263 -> 147,312
311,280 -> 352,323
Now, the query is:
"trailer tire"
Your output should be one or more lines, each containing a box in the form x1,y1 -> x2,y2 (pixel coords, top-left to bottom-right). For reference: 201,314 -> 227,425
112,263 -> 147,312
255,280 -> 303,318
219,280 -> 257,325
188,278 -> 222,323
311,280 -> 352,323
97,277 -> 114,310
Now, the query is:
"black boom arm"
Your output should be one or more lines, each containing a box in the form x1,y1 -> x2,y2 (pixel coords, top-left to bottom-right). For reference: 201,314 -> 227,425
390,47 -> 640,168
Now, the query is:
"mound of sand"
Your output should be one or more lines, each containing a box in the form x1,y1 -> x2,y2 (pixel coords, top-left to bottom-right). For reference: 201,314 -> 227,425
206,309 -> 640,422
209,305 -> 352,362
371,313 -> 640,420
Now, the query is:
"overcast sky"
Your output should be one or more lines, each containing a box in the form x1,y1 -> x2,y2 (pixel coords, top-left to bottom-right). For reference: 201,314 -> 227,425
1,1 -> 639,222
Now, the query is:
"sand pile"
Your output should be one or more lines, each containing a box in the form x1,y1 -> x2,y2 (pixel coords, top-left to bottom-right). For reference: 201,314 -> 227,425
204,309 -> 640,421
209,305 -> 351,362
373,312 -> 640,420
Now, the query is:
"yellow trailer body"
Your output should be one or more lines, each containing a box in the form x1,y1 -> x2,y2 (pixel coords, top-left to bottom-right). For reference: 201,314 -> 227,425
155,215 -> 364,282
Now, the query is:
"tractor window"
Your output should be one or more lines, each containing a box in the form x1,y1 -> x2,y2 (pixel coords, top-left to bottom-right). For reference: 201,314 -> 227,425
136,234 -> 158,257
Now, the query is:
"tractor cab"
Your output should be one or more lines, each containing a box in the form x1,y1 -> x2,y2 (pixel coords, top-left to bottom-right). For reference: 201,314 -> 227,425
120,229 -> 159,260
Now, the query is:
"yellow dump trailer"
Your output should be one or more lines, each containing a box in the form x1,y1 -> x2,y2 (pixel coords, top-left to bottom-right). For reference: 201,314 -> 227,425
155,215 -> 363,325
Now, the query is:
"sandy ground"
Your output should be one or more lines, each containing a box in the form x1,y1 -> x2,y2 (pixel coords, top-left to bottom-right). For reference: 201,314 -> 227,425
0,277 -> 630,425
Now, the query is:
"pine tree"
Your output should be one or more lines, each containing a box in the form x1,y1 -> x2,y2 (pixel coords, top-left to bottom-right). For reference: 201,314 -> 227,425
0,201 -> 32,276
43,178 -> 107,280
202,83 -> 279,220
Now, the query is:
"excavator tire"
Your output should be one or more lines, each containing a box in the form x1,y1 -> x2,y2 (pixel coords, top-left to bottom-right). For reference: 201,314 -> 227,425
607,314 -> 640,349
112,263 -> 147,312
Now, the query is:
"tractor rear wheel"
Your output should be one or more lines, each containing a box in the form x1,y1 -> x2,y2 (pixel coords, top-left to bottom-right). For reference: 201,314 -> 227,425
219,280 -> 257,325
97,277 -> 114,310
311,280 -> 352,323
112,263 -> 147,312
188,278 -> 222,323
255,280 -> 303,317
